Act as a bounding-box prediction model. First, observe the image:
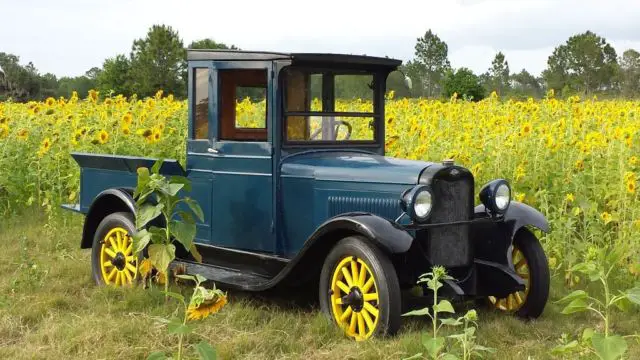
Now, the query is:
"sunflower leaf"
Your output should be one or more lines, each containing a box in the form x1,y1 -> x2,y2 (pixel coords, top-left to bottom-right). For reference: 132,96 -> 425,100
132,229 -> 151,255
196,341 -> 217,360
136,203 -> 163,229
167,319 -> 193,335
151,159 -> 163,175
170,175 -> 192,192
170,220 -> 196,251
148,243 -> 175,274
183,197 -> 204,222
402,307 -> 430,317
162,291 -> 185,304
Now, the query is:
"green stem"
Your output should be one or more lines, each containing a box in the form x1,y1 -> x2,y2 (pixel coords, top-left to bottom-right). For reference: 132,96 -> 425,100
463,320 -> 469,360
177,305 -> 188,360
433,280 -> 438,339
163,203 -> 172,299
601,277 -> 610,337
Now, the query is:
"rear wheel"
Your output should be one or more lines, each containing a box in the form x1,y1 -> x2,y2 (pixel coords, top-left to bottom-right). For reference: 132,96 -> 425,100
91,212 -> 139,287
319,236 -> 401,341
488,229 -> 549,318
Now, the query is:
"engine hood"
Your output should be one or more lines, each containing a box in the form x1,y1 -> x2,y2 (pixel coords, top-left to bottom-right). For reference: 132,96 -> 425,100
280,151 -> 433,185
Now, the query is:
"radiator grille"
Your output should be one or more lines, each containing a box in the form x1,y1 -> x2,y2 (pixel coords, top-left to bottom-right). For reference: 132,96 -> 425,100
427,177 -> 473,267
328,196 -> 401,220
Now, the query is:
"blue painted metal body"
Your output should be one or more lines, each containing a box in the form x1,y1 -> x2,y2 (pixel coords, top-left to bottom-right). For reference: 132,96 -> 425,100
67,51 -> 550,295
70,53 -> 420,260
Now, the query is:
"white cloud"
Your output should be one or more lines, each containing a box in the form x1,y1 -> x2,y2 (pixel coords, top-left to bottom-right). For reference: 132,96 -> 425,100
1,0 -> 639,77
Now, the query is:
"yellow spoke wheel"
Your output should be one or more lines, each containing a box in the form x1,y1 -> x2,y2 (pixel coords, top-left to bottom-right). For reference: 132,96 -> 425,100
489,246 -> 529,311
91,212 -> 140,287
100,227 -> 138,286
330,256 -> 380,341
487,229 -> 550,318
319,236 -> 401,341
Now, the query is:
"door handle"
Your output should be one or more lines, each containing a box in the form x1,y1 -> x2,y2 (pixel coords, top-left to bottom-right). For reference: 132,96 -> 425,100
207,148 -> 219,154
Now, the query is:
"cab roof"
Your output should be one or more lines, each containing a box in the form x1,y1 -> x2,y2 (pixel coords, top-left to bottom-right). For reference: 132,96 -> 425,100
187,49 -> 402,70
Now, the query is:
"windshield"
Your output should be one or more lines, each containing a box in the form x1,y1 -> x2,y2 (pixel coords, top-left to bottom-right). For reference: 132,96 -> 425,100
282,67 -> 380,144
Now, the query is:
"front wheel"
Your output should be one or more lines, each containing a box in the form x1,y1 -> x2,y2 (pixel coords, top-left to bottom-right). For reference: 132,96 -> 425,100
91,212 -> 139,287
319,236 -> 401,341
488,228 -> 550,318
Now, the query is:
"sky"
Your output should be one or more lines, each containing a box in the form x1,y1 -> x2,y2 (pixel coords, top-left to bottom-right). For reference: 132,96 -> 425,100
2,0 -> 640,78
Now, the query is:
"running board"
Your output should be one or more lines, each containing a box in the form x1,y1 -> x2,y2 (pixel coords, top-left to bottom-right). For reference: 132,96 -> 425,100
172,260 -> 273,291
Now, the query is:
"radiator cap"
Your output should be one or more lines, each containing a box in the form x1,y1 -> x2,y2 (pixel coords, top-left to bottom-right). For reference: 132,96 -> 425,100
442,159 -> 455,166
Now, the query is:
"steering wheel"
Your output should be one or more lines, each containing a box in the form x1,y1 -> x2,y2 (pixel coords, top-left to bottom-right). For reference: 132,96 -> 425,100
309,120 -> 353,140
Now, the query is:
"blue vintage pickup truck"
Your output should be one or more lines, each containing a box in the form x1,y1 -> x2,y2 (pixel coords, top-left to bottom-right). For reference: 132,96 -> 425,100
64,49 -> 550,340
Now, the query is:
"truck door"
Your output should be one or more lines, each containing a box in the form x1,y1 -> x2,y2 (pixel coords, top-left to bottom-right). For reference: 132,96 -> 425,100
187,61 -> 275,253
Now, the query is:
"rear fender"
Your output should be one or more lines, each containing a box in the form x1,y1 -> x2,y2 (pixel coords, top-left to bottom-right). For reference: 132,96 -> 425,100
81,188 -> 135,249
472,201 -> 549,265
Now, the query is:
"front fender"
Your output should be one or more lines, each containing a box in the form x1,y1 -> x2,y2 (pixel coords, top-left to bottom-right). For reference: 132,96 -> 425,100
472,201 -> 549,264
476,201 -> 549,238
81,188 -> 136,248
311,212 -> 414,254
271,212 -> 413,288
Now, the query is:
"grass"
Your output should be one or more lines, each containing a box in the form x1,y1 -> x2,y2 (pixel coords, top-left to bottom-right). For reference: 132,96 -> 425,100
0,210 -> 638,360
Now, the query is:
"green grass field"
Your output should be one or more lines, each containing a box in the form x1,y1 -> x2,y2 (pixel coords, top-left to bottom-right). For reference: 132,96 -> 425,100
0,211 -> 638,360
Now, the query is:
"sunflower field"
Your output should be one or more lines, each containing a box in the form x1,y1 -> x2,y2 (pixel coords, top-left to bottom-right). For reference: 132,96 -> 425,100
0,90 -> 639,286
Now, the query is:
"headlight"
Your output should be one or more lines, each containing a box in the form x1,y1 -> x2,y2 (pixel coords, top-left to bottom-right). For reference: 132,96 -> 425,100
495,183 -> 510,211
401,185 -> 433,222
479,179 -> 511,215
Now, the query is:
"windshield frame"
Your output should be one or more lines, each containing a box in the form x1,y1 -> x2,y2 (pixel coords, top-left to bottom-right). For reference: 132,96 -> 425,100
279,66 -> 385,148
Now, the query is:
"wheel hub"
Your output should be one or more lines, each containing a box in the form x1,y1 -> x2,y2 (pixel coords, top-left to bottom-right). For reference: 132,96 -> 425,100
112,252 -> 126,270
341,287 -> 364,312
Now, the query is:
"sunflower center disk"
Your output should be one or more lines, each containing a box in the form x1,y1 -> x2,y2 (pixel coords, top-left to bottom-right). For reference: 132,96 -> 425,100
342,287 -> 365,312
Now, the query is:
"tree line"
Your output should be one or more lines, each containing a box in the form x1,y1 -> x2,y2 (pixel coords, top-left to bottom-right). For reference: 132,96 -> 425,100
391,29 -> 640,101
1,25 -> 640,102
0,25 -> 236,102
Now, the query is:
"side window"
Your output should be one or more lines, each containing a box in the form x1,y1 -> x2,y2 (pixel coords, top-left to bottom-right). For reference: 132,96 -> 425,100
219,69 -> 268,141
193,68 -> 209,140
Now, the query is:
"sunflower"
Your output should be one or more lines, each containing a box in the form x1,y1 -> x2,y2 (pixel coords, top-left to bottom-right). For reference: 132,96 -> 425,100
97,130 -> 109,144
38,137 -> 52,157
121,126 -> 131,135
186,295 -> 228,321
139,258 -> 153,278
520,122 -> 533,136
45,97 -> 56,107
0,125 -> 8,138
152,128 -> 162,142
155,271 -> 167,285
17,128 -> 28,140
627,181 -> 636,194
600,212 -> 612,225
122,112 -> 133,126
137,128 -> 153,138
88,89 -> 98,102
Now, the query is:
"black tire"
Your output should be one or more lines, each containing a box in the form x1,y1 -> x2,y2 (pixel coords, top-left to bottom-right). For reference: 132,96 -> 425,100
319,236 -> 401,340
513,229 -> 550,318
91,212 -> 140,286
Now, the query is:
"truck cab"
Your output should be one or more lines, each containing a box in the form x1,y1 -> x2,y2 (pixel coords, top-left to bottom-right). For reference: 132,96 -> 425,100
184,50 -> 400,256
68,50 -> 551,341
